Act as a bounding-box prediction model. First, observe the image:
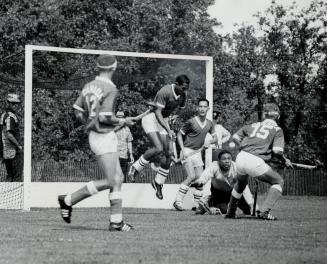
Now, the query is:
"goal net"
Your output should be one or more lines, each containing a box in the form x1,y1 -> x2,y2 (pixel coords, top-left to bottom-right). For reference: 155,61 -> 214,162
18,45 -> 213,210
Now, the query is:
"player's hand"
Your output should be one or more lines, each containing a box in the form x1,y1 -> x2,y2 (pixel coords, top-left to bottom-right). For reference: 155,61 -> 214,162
168,130 -> 176,141
130,154 -> 134,163
228,141 -> 236,149
203,142 -> 211,149
17,145 -> 23,152
190,180 -> 203,188
125,117 -> 135,127
285,158 -> 293,169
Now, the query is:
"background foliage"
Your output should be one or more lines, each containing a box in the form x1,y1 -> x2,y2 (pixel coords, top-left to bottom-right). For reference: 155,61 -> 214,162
0,0 -> 326,166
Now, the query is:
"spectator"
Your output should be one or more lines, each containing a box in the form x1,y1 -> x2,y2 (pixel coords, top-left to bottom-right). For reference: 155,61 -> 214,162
115,111 -> 134,182
0,93 -> 23,182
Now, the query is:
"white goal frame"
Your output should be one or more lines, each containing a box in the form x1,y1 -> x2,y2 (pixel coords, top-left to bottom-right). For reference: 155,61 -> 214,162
24,45 -> 213,211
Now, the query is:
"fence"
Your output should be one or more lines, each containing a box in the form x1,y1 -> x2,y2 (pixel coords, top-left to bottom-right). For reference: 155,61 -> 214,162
0,160 -> 326,195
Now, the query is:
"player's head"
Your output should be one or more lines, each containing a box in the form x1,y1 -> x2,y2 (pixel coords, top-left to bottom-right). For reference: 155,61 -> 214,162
6,93 -> 21,110
262,103 -> 280,120
175,75 -> 190,91
116,111 -> 125,118
96,54 -> 117,73
218,149 -> 232,171
197,98 -> 209,117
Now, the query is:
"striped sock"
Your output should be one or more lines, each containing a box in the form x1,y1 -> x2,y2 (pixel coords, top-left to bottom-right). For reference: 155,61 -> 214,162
193,188 -> 203,208
176,183 -> 190,203
133,155 -> 149,172
109,192 -> 123,224
155,168 -> 169,185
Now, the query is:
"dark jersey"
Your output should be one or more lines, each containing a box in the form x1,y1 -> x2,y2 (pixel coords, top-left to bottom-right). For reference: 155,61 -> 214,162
73,76 -> 118,133
153,84 -> 185,118
180,117 -> 215,150
233,119 -> 284,161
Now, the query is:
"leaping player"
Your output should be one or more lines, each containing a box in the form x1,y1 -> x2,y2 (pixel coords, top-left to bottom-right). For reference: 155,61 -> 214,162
128,75 -> 190,200
225,103 -> 293,220
57,54 -> 135,232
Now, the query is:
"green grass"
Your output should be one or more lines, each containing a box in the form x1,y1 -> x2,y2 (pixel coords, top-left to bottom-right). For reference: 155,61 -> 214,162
0,196 -> 326,264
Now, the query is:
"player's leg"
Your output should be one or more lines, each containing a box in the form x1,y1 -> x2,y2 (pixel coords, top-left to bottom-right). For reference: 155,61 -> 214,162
256,168 -> 284,220
192,165 -> 204,210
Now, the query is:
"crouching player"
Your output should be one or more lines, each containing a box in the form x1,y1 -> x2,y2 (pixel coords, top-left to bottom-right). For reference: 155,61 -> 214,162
225,103 -> 293,220
57,54 -> 135,232
191,150 -> 255,215
173,98 -> 217,211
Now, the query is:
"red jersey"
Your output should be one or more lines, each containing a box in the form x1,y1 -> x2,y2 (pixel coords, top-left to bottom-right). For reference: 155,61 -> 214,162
73,76 -> 118,133
180,117 -> 215,150
153,84 -> 186,118
233,119 -> 284,161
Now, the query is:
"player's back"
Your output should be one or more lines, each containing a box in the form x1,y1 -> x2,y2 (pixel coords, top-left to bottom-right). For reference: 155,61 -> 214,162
234,119 -> 284,161
74,77 -> 117,133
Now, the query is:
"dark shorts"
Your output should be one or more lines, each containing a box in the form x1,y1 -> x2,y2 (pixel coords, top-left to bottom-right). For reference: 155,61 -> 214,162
209,184 -> 251,214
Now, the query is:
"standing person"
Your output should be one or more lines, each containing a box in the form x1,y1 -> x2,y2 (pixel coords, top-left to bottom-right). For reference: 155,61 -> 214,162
115,111 -> 134,182
0,93 -> 23,182
210,111 -> 231,161
128,75 -> 190,200
191,150 -> 255,215
225,103 -> 293,220
57,54 -> 135,232
173,98 -> 217,211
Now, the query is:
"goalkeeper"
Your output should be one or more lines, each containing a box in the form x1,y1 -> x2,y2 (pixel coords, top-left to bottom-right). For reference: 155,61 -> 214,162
191,150 -> 255,215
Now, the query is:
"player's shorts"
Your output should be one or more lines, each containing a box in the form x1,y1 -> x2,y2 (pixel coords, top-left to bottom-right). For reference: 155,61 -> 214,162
181,147 -> 203,168
235,150 -> 270,177
141,112 -> 169,135
88,130 -> 117,156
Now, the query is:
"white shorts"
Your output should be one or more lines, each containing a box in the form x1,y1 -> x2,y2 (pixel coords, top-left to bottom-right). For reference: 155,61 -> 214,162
88,130 -> 117,156
181,147 -> 204,168
235,150 -> 270,177
141,112 -> 169,135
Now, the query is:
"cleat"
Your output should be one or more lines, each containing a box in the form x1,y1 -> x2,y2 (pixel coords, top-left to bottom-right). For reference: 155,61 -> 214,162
191,206 -> 197,211
209,207 -> 222,215
257,210 -> 277,221
195,206 -> 206,215
127,165 -> 137,183
224,213 -> 237,219
109,221 -> 134,232
173,201 -> 184,211
151,180 -> 163,200
58,195 -> 72,224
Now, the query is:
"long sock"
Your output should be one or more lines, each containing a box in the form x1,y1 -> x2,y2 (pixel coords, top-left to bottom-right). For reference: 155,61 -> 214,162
109,191 -> 123,224
193,188 -> 203,208
175,183 -> 190,203
155,167 -> 169,185
261,184 -> 282,212
66,181 -> 99,206
226,189 -> 242,215
133,155 -> 149,172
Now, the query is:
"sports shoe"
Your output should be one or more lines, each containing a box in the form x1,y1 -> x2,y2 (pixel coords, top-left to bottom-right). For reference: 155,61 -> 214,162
198,200 -> 211,214
209,207 -> 222,215
127,165 -> 137,183
224,213 -> 237,219
257,210 -> 277,221
173,201 -> 183,211
109,221 -> 134,232
195,206 -> 206,215
151,179 -> 163,200
58,195 -> 72,224
191,206 -> 197,211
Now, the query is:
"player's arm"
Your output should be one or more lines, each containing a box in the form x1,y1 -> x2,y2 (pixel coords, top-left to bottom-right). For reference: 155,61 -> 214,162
176,130 -> 185,159
221,126 -> 231,144
191,163 -> 216,187
73,93 -> 87,124
154,107 -> 174,138
272,128 -> 293,168
98,91 -> 134,127
229,125 -> 247,148
205,122 -> 218,148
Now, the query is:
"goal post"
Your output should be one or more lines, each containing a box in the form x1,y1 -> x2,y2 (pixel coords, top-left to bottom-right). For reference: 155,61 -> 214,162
22,45 -> 213,211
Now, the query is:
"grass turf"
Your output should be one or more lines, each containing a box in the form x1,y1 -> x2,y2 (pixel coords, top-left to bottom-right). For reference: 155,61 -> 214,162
0,196 -> 326,264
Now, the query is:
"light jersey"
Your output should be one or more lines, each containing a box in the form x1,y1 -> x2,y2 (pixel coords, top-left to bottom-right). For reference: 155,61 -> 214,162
180,117 -> 215,150
198,161 -> 237,192
73,76 -> 118,133
153,84 -> 185,118
233,119 -> 285,161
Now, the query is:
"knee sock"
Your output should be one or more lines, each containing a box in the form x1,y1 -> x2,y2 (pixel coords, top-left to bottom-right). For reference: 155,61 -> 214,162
175,183 -> 190,203
133,155 -> 149,172
193,187 -> 203,208
261,184 -> 282,212
65,181 -> 99,206
109,191 -> 123,224
155,167 -> 169,185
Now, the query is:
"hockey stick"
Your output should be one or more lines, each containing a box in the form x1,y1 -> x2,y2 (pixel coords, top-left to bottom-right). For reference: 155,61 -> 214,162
291,163 -> 317,169
251,180 -> 258,216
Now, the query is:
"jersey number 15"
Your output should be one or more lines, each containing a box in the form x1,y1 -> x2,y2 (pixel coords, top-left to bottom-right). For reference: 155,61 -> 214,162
249,123 -> 270,139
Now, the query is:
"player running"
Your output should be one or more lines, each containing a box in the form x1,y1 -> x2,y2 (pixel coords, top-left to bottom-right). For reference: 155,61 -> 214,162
173,98 -> 217,211
58,54 -> 135,232
225,103 -> 292,220
191,150 -> 255,215
128,75 -> 190,200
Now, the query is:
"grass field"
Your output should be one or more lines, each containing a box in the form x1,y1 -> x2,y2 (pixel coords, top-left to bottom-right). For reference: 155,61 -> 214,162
0,196 -> 326,264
